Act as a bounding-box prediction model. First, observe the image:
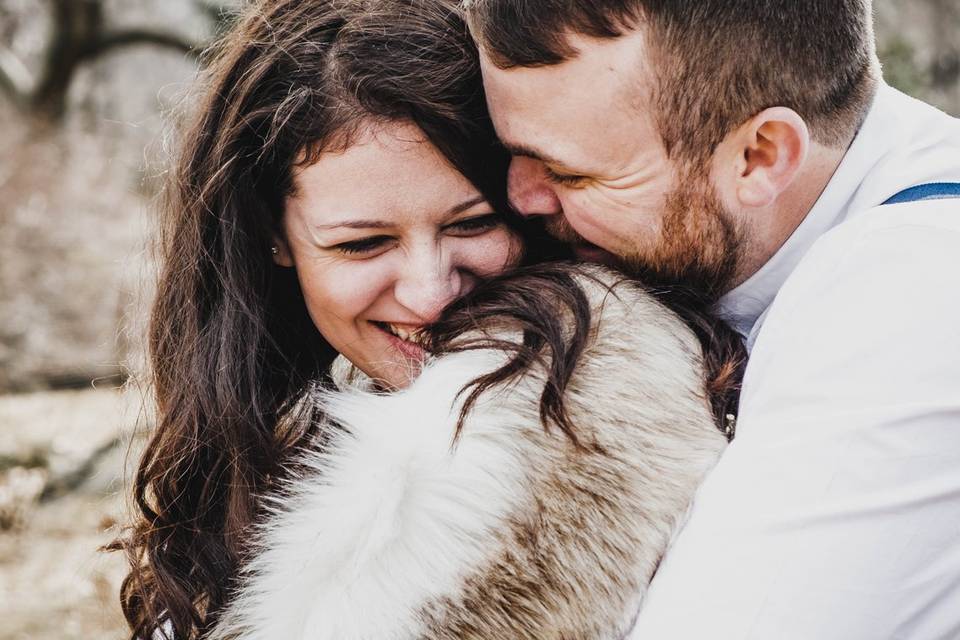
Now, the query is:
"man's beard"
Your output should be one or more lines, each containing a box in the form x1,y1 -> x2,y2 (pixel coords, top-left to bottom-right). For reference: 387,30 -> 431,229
547,177 -> 743,304
543,215 -> 588,246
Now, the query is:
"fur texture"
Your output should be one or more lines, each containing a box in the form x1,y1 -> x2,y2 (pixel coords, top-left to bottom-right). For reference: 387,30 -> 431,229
207,266 -> 727,640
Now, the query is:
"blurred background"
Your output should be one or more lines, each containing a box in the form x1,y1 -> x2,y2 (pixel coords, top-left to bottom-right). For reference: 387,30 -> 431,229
0,1 -> 957,638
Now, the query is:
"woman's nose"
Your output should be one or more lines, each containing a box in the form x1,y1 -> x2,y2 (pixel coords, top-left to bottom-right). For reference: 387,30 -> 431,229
393,249 -> 463,323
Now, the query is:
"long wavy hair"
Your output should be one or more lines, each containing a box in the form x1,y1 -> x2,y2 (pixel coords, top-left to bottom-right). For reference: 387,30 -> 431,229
110,1 -> 528,637
426,262 -> 745,446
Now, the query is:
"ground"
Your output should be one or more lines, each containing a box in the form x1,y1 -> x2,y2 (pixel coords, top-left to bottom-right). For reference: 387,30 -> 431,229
0,388 -> 142,640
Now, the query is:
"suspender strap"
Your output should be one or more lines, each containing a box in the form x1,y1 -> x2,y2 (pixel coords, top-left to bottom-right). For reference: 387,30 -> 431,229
882,182 -> 960,205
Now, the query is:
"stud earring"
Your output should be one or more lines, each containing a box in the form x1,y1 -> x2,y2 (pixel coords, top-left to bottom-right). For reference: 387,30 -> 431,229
271,246 -> 279,256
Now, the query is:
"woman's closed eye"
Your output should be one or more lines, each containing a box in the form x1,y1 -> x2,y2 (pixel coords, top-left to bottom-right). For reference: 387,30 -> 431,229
330,213 -> 504,257
444,212 -> 504,236
333,235 -> 395,256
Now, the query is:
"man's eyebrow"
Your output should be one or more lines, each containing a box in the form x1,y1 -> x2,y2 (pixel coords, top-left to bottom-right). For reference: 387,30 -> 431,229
501,142 -> 565,167
312,196 -> 487,230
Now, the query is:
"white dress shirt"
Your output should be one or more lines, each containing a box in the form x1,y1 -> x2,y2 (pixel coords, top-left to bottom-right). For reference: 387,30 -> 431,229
628,84 -> 960,639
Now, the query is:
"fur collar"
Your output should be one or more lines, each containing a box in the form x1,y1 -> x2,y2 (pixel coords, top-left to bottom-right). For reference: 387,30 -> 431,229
208,267 -> 727,640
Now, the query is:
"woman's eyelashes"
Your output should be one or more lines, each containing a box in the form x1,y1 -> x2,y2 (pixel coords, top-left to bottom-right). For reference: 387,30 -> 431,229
331,213 -> 504,256
334,235 -> 394,255
444,212 -> 503,236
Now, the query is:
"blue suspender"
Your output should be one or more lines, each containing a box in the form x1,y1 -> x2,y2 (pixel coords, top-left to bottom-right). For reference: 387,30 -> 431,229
881,182 -> 960,205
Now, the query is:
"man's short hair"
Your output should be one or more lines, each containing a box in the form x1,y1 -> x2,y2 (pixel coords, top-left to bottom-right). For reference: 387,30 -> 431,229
464,0 -> 879,164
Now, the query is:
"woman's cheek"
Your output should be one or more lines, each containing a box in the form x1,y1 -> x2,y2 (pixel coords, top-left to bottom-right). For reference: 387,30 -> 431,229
454,228 -> 522,276
297,257 -> 393,329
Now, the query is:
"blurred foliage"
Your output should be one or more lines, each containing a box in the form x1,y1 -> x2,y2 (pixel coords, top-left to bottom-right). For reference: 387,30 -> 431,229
876,0 -> 960,113
880,37 -> 927,98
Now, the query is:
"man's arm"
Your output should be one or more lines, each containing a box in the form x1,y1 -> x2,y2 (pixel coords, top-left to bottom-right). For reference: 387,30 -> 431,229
629,203 -> 960,639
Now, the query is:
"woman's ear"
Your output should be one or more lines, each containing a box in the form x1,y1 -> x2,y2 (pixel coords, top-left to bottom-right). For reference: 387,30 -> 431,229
271,236 -> 294,267
720,107 -> 810,209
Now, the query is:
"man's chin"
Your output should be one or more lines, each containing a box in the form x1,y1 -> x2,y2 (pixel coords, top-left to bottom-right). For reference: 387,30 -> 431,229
571,242 -> 619,266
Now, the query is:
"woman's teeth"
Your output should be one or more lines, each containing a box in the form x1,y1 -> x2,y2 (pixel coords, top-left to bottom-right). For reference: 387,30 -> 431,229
381,322 -> 425,344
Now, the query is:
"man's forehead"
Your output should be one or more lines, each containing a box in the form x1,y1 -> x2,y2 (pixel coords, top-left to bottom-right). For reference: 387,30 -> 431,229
478,28 -> 654,125
479,29 -> 657,171
479,28 -> 652,95
493,116 -> 603,174
499,141 -> 564,166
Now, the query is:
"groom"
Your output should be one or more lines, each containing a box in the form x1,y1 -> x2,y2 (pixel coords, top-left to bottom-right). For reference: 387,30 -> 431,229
462,0 -> 960,637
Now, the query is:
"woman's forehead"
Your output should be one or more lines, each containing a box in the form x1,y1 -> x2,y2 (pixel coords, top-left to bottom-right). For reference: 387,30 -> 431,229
287,121 -> 485,225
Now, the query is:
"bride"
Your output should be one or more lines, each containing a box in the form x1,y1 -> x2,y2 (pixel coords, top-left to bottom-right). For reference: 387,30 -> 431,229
114,1 -> 743,638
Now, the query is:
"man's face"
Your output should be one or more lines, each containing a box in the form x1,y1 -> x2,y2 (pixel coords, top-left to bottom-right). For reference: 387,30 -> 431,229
479,29 -> 742,297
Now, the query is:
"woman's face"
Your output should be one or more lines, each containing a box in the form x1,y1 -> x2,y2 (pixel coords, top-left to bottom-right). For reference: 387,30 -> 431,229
276,121 -> 521,389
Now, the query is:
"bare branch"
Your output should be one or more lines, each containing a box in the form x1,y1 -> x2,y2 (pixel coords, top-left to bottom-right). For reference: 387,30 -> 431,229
0,45 -> 34,105
82,29 -> 202,63
4,0 -> 206,122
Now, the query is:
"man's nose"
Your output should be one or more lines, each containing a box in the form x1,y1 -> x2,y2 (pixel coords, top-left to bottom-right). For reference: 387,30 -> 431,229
507,156 -> 563,217
393,249 -> 463,323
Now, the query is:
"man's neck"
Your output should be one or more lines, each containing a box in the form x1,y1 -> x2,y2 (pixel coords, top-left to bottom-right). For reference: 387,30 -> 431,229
731,142 -> 849,289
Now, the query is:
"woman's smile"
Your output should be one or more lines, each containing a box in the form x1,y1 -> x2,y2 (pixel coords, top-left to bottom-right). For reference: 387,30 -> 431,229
276,121 -> 522,388
371,321 -> 428,362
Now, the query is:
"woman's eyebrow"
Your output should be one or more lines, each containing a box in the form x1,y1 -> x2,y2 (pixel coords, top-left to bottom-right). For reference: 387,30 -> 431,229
314,196 -> 487,231
447,195 -> 487,215
313,219 -> 392,230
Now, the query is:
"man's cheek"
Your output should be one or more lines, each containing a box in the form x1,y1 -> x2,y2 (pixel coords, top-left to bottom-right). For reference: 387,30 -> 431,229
566,191 -> 624,245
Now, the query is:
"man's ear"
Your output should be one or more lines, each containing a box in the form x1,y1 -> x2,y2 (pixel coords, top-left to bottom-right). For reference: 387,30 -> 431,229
271,235 -> 294,268
720,107 -> 810,209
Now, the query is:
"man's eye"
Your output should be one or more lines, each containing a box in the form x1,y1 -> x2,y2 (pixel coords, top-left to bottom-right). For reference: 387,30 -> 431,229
446,213 -> 503,235
543,167 -> 588,188
334,236 -> 392,255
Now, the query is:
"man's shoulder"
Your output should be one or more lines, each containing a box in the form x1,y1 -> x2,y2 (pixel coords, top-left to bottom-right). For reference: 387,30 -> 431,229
780,197 -> 960,307
802,85 -> 960,301
743,198 -> 960,416
846,184 -> 960,230
848,85 -> 960,215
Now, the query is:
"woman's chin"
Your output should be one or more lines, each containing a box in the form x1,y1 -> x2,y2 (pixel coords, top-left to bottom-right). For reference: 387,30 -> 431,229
364,339 -> 428,390
371,362 -> 424,390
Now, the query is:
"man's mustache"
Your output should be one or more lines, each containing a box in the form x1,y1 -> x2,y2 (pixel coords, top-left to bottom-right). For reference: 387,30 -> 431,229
544,217 -> 588,246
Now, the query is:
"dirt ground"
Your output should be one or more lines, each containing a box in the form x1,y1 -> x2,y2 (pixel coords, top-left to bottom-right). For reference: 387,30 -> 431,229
0,388 -> 144,640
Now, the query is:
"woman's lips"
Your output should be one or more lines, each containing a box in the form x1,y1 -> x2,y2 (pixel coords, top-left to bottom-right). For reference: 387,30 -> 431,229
374,322 -> 427,361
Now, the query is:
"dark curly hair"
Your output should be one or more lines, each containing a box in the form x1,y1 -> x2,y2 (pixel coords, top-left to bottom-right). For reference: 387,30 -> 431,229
109,0 -> 532,637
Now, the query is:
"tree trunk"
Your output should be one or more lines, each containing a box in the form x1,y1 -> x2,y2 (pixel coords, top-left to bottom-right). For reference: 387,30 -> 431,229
1,0 -> 200,124
30,0 -> 104,121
